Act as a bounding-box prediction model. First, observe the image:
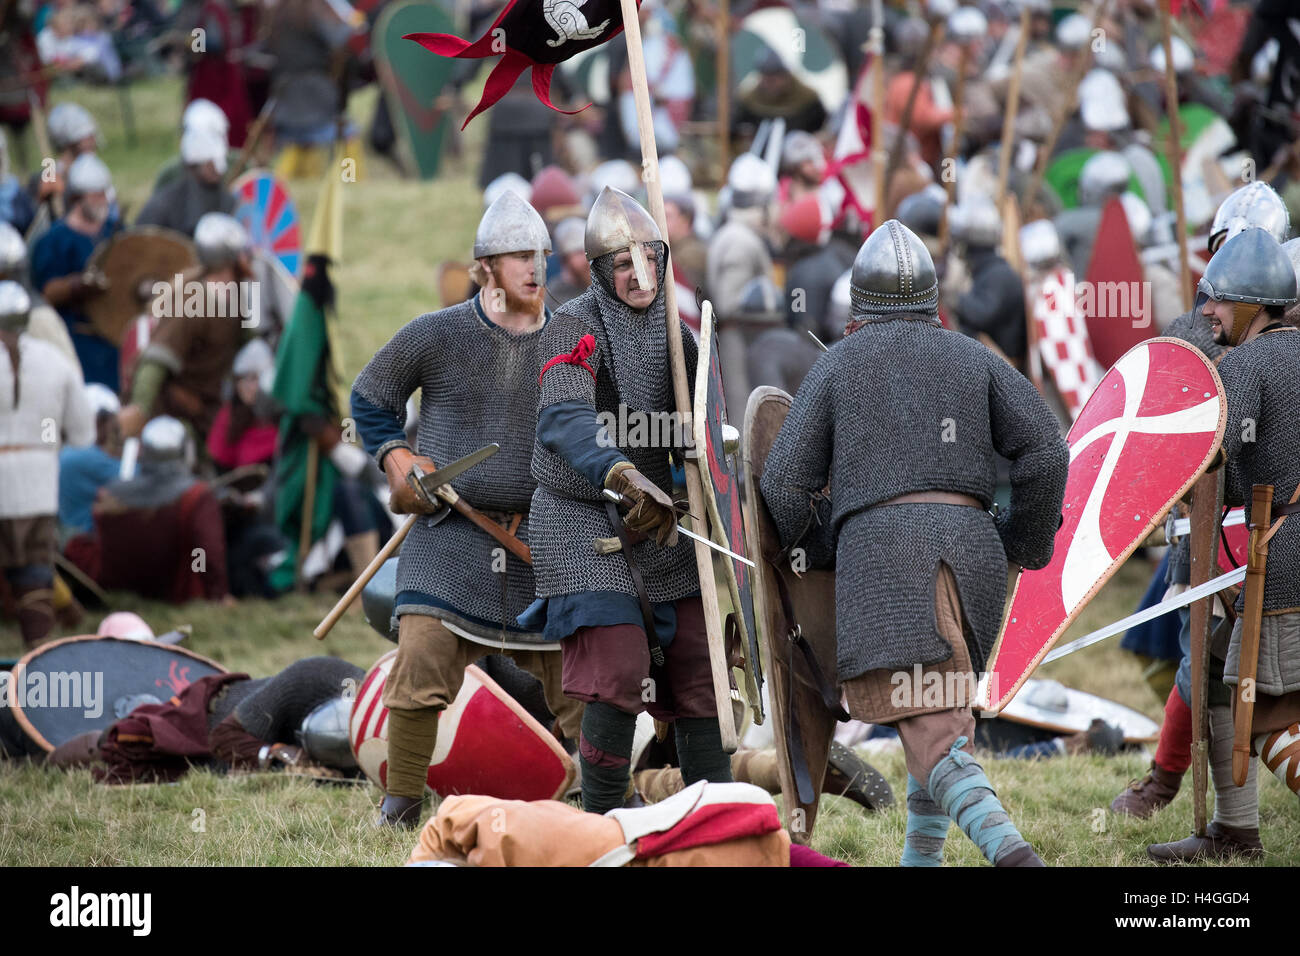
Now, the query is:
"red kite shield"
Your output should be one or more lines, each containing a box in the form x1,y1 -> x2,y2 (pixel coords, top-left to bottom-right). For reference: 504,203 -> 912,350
351,652 -> 575,800
694,301 -> 764,725
1082,197 -> 1154,371
1028,266 -> 1104,421
979,338 -> 1226,713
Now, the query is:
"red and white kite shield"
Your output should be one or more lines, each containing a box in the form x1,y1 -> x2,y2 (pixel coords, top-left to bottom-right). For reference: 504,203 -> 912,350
1029,267 -> 1104,421
1082,197 -> 1154,371
351,652 -> 575,800
979,338 -> 1226,713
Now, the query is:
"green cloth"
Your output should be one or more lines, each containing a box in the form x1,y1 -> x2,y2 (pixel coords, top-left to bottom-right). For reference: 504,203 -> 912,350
1044,147 -> 1147,210
269,258 -> 339,592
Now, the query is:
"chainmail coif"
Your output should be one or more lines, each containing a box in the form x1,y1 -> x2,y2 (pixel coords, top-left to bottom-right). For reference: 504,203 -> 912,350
531,241 -> 702,602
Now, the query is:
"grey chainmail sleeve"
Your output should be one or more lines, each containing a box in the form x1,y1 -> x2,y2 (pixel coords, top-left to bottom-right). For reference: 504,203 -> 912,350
987,355 -> 1070,570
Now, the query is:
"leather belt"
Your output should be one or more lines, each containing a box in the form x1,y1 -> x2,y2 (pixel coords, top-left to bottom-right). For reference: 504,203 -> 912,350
873,491 -> 984,509
0,445 -> 50,454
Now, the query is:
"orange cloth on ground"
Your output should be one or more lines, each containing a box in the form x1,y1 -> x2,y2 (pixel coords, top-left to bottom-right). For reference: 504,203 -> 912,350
408,795 -> 791,867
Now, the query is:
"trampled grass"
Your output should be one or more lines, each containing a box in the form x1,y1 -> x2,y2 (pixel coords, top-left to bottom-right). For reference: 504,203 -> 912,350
2,77 -> 1295,866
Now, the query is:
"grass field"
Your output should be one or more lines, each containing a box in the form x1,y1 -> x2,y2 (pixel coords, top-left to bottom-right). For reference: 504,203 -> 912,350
1,77 -> 1296,866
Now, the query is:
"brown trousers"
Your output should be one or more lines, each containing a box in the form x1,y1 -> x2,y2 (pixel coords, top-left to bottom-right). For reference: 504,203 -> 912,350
382,613 -> 582,740
842,563 -> 977,784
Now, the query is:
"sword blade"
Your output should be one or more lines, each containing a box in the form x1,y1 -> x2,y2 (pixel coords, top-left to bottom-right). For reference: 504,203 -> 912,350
601,488 -> 756,568
415,443 -> 499,494
1042,565 -> 1246,664
1168,508 -> 1245,539
808,330 -> 829,352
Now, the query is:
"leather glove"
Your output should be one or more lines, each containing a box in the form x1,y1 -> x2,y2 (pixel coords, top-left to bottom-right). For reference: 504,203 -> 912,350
604,461 -> 679,547
383,448 -> 442,515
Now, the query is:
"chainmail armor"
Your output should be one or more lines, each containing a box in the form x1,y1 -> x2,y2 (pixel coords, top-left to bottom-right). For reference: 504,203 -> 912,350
353,298 -> 548,642
1163,308 -> 1225,585
231,657 -> 365,742
530,244 -> 702,602
760,318 -> 1068,678
1218,329 -> 1300,614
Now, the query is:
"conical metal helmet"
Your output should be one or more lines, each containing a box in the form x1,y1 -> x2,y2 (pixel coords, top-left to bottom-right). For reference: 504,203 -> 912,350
949,194 -> 1003,247
1198,228 -> 1298,308
473,189 -> 552,286
1209,181 -> 1290,252
849,219 -> 939,319
585,186 -> 663,291
0,280 -> 32,333
0,221 -> 26,276
1078,151 -> 1131,207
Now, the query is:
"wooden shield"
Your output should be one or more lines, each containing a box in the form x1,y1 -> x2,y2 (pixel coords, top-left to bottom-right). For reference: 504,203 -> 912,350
742,385 -> 839,844
1028,267 -> 1104,421
1082,197 -> 1154,371
350,652 -> 575,801
373,0 -> 457,180
230,170 -> 302,279
980,338 -> 1226,714
695,301 -> 763,725
83,228 -> 197,347
0,636 -> 227,755
998,679 -> 1159,743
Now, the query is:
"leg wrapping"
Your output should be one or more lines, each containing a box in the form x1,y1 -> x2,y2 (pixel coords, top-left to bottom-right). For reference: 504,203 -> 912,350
928,736 -> 1030,865
901,775 -> 948,867
674,716 -> 733,786
1255,723 -> 1300,795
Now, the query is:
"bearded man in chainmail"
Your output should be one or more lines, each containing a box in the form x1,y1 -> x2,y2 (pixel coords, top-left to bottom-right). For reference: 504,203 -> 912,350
524,186 -> 732,815
1147,228 -> 1300,862
761,220 -> 1069,867
350,191 -> 582,828
1112,181 -> 1290,822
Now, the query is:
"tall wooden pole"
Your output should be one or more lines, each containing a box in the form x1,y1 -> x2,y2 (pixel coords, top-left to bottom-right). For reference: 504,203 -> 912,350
994,5 -> 1031,209
619,0 -> 738,751
1158,0 -> 1192,311
938,43 -> 972,250
869,0 -> 886,223
886,17 -> 945,190
717,0 -> 730,180
1025,0 -> 1111,215
1187,468 -> 1224,836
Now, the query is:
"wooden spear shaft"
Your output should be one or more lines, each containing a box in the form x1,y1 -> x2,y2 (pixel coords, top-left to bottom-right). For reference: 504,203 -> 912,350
995,5 -> 1031,209
886,18 -> 945,188
1187,467 -> 1223,836
717,0 -> 730,179
1158,0 -> 1192,312
938,43 -> 971,250
869,18 -> 887,222
1025,0 -> 1111,214
618,0 -> 738,751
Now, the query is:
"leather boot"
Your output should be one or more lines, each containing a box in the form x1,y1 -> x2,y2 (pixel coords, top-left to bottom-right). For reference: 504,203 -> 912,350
16,586 -> 54,649
1110,761 -> 1182,818
822,741 -> 895,812
995,844 -> 1047,867
376,794 -> 424,829
1146,821 -> 1263,863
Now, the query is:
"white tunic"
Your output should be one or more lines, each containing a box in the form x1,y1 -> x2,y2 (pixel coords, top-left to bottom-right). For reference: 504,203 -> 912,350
0,334 -> 94,518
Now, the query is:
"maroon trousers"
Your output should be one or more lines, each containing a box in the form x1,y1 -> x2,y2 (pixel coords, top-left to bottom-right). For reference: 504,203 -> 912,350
561,596 -> 717,720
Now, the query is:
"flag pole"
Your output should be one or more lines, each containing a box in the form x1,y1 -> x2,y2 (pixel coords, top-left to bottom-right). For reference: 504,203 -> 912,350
618,0 -> 739,751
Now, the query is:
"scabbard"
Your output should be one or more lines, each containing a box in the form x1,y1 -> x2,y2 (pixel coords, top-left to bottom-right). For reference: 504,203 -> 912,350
445,495 -> 532,565
1232,484 -> 1273,788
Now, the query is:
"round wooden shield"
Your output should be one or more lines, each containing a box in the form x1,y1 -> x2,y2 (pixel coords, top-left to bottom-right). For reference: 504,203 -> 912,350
0,635 -> 227,755
998,679 -> 1160,743
230,170 -> 302,279
83,228 -> 198,347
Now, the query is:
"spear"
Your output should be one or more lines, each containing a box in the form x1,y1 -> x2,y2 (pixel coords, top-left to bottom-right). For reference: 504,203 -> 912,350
618,0 -> 739,751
